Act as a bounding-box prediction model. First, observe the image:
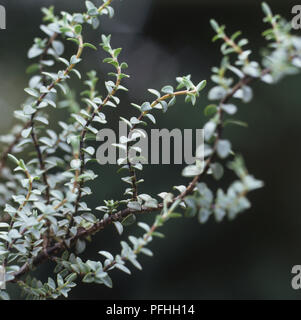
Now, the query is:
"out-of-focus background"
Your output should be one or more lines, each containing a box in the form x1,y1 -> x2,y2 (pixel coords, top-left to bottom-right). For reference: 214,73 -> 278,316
1,0 -> 301,300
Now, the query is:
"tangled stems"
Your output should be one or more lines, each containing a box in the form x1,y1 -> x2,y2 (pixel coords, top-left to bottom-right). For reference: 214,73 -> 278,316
125,87 -> 200,202
9,69 -> 266,282
29,33 -> 84,204
0,0 -> 112,179
0,33 -> 58,178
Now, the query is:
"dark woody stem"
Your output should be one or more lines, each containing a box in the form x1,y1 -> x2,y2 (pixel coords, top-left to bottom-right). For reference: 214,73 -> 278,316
73,66 -> 122,218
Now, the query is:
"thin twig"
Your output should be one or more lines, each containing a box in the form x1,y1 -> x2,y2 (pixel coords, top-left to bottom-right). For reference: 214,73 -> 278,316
73,67 -> 122,216
40,33 -> 59,86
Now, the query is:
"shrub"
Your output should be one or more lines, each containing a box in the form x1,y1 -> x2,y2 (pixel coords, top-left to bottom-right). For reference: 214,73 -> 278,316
0,1 -> 300,299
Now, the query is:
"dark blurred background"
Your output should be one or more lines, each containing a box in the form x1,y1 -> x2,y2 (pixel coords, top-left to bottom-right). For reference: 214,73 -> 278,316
1,0 -> 301,300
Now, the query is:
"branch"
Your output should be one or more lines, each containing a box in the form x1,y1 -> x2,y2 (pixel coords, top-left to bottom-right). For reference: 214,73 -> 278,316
10,71 -> 269,282
125,88 -> 199,201
0,33 -> 60,178
28,33 -> 84,203
176,68 -> 271,200
40,33 -> 59,86
10,68 -> 267,282
98,0 -> 113,13
0,37 -> 60,177
11,204 -> 160,281
73,65 -> 122,217
0,1 -> 115,179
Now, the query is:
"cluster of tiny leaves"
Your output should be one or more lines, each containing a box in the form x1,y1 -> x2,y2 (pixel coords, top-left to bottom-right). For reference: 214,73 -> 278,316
0,2 -> 300,300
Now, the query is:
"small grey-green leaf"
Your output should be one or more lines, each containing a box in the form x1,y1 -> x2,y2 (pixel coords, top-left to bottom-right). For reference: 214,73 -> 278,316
217,140 -> 231,159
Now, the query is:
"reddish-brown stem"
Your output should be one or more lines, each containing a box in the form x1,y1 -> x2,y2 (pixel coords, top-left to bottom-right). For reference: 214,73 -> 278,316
30,115 -> 51,203
73,67 -> 121,218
